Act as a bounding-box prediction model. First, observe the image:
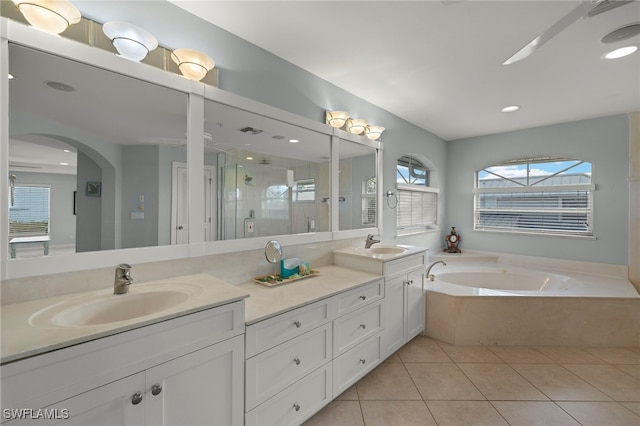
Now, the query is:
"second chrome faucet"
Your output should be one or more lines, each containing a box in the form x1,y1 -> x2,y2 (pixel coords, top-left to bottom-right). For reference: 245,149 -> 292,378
114,263 -> 133,294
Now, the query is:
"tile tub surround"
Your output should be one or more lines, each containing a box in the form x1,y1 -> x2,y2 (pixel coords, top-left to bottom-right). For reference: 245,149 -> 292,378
425,254 -> 640,347
304,335 -> 640,426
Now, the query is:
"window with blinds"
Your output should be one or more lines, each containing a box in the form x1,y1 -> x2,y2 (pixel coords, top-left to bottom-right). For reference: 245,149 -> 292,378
474,157 -> 594,236
8,184 -> 51,235
396,155 -> 438,234
362,176 -> 376,225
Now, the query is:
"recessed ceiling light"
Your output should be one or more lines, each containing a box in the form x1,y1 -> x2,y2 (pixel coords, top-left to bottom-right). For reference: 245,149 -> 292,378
501,105 -> 520,113
45,81 -> 75,92
63,149 -> 71,153
60,162 -> 69,166
603,45 -> 638,59
289,139 -> 299,143
272,135 -> 285,140
246,156 -> 253,160
8,73 -> 14,80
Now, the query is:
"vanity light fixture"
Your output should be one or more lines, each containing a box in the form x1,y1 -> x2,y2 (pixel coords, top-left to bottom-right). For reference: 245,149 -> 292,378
325,111 -> 350,128
102,21 -> 158,62
603,45 -> 638,59
364,125 -> 385,141
501,105 -> 520,113
171,48 -> 215,81
12,0 -> 81,34
345,118 -> 368,135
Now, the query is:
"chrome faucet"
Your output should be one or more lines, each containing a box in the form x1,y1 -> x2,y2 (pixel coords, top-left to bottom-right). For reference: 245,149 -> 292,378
365,234 -> 380,249
426,260 -> 447,281
114,263 -> 133,294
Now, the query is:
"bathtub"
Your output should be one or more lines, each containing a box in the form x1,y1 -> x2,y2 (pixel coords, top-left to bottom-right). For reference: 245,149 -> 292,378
425,262 -> 640,347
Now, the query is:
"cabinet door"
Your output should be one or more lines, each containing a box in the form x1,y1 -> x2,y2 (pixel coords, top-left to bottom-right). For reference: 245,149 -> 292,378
383,275 -> 407,357
145,335 -> 244,426
406,269 -> 425,340
6,373 -> 146,426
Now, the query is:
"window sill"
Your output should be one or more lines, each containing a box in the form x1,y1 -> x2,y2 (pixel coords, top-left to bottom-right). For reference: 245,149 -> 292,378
395,228 -> 440,238
474,229 -> 597,240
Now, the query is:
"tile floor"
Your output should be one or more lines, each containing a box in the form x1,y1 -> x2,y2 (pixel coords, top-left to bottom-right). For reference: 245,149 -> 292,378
304,336 -> 640,426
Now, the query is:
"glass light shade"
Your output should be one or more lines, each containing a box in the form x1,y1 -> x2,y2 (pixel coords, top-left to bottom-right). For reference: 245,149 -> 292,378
325,111 -> 349,128
365,125 -> 385,140
103,21 -> 158,62
171,48 -> 215,81
345,118 -> 368,135
12,0 -> 81,34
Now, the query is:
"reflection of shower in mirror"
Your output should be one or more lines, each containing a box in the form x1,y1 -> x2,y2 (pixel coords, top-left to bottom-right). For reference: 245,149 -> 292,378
244,174 -> 254,184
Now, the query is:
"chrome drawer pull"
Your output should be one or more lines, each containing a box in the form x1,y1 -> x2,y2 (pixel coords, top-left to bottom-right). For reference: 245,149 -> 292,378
359,323 -> 366,329
131,392 -> 143,405
293,320 -> 302,328
151,383 -> 162,396
359,295 -> 366,301
293,357 -> 301,366
293,403 -> 301,412
359,358 -> 366,364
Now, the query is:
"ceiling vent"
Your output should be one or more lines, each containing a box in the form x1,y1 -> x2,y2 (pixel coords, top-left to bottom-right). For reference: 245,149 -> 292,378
239,126 -> 264,135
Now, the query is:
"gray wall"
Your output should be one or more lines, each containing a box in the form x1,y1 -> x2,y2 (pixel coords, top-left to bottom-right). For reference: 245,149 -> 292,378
446,114 -> 629,265
76,151 -> 102,252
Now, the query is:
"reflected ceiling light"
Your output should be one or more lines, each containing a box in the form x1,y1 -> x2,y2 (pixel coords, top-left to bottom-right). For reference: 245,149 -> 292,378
501,105 -> 520,113
325,110 -> 350,128
171,48 -> 215,81
12,0 -> 81,34
603,45 -> 638,59
289,139 -> 299,143
345,118 -> 368,135
102,21 -> 158,62
364,125 -> 385,140
8,73 -> 14,80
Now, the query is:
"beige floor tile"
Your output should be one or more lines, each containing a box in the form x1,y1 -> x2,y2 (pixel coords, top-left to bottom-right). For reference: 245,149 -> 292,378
563,364 -> 640,401
621,402 -> 640,416
617,364 -> 640,380
303,400 -> 364,426
511,364 -> 612,401
458,363 -> 548,400
557,401 -> 640,426
360,400 -> 437,426
437,342 -> 504,363
490,346 -> 555,363
397,336 -> 452,363
536,346 -> 607,364
383,353 -> 402,363
492,401 -> 581,426
405,363 -> 485,400
426,401 -> 508,426
587,348 -> 640,364
336,385 -> 358,401
356,362 -> 421,400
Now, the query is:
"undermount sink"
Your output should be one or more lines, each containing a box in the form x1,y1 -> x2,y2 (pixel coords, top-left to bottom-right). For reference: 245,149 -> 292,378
30,283 -> 202,328
368,246 -> 407,255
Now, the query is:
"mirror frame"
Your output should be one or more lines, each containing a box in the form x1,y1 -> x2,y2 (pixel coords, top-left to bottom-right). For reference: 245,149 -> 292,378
0,17 -> 382,280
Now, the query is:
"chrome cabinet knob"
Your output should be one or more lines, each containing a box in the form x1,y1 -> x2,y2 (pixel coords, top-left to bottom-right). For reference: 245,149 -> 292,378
293,403 -> 301,412
131,392 -> 143,405
293,320 -> 302,328
151,383 -> 162,396
293,357 -> 301,365
359,295 -> 366,301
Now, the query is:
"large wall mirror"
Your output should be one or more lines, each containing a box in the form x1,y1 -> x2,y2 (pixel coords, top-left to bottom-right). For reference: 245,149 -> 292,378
338,139 -> 378,230
7,43 -> 189,259
203,99 -> 331,239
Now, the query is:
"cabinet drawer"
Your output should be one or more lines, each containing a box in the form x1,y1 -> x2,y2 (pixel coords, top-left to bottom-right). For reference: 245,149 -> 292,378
245,363 -> 332,426
333,333 -> 382,396
334,279 -> 383,317
245,298 -> 332,358
333,302 -> 383,357
245,323 -> 332,411
384,252 -> 426,278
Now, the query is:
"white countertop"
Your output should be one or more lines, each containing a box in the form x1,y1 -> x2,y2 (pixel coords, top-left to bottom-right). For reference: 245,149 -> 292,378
239,265 -> 383,325
1,274 -> 250,364
333,245 -> 426,262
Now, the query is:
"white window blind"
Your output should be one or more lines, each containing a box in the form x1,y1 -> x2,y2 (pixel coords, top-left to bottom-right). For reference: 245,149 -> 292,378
362,176 -> 376,226
8,184 -> 50,235
396,185 -> 438,232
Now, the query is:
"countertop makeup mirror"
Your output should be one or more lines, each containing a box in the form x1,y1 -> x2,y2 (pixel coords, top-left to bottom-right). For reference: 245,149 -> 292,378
264,240 -> 283,264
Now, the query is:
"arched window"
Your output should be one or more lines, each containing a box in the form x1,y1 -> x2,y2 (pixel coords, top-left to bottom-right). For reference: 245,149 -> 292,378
396,155 -> 438,234
474,157 -> 594,236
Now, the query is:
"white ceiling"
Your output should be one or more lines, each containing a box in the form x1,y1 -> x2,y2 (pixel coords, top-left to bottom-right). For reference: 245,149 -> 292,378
168,0 -> 640,140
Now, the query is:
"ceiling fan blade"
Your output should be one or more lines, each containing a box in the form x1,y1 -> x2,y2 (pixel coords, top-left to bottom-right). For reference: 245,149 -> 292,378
503,1 -> 589,65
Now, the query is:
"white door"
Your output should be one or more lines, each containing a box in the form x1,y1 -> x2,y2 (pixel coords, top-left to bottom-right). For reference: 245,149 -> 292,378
383,275 -> 408,357
171,163 -> 188,245
406,270 -> 426,340
145,335 -> 245,426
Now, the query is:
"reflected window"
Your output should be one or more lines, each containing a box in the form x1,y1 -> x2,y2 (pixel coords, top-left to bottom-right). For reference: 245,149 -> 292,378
264,185 -> 289,219
9,184 -> 50,235
362,176 -> 376,225
396,156 -> 438,234
293,179 -> 315,202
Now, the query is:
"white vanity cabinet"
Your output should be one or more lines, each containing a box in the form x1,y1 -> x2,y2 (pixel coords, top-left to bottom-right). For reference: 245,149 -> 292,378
334,247 -> 427,359
1,302 -> 245,426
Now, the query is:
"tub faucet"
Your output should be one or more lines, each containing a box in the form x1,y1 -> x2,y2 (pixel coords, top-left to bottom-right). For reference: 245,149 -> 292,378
427,260 -> 447,281
114,263 -> 133,295
365,234 -> 380,249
